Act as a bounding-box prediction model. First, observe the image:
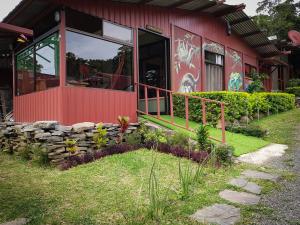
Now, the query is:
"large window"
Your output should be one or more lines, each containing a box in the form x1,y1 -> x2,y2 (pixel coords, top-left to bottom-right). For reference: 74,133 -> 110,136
205,51 -> 224,91
66,31 -> 133,91
16,47 -> 34,95
16,33 -> 60,96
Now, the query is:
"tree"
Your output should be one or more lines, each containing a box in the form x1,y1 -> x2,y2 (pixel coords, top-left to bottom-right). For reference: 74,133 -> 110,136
253,0 -> 300,40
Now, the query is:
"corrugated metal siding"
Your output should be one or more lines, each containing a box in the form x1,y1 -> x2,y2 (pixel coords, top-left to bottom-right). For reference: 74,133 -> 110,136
61,87 -> 137,125
14,87 -> 62,122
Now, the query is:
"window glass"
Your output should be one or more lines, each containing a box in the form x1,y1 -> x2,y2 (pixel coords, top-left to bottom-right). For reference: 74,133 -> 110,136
66,9 -> 102,35
35,33 -> 60,91
103,21 -> 133,44
16,47 -> 34,95
66,31 -> 133,91
205,51 -> 224,66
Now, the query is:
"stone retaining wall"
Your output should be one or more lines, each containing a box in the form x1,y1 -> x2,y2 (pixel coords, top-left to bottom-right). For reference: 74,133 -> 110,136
0,121 -> 139,165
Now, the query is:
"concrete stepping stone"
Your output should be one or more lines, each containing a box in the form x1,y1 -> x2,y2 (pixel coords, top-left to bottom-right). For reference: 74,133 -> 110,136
0,218 -> 28,225
236,144 -> 288,165
241,170 -> 279,182
229,178 -> 262,194
219,190 -> 260,205
190,203 -> 240,225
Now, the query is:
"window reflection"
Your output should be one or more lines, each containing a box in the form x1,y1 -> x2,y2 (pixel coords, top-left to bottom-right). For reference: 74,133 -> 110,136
35,34 -> 60,91
16,47 -> 34,95
66,31 -> 133,91
103,21 -> 133,44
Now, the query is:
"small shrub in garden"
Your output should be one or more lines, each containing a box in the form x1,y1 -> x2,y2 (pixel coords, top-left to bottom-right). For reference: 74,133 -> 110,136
117,116 -> 130,143
93,123 -> 108,149
215,144 -> 234,165
18,143 -> 32,160
167,132 -> 190,148
124,131 -> 142,145
65,139 -> 77,154
286,87 -> 300,97
287,79 -> 300,88
144,129 -> 167,145
196,125 -> 212,151
32,144 -> 50,166
227,124 -> 268,138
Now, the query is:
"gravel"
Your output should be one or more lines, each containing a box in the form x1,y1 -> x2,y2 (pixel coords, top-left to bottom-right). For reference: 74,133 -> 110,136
253,126 -> 300,225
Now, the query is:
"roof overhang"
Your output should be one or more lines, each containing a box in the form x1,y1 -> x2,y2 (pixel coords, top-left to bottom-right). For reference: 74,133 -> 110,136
2,0 -> 281,58
0,22 -> 33,54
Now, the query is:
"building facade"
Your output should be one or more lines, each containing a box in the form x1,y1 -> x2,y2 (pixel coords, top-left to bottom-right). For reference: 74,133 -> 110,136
0,0 -> 287,124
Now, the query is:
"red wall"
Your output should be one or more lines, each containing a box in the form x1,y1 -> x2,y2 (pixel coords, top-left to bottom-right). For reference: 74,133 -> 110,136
14,1 -> 261,124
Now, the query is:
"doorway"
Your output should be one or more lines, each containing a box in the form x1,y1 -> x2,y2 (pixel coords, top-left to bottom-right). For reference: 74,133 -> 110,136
138,29 -> 170,114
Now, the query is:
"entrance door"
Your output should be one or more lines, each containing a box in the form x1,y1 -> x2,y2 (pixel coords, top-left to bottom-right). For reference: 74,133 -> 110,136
138,29 -> 170,114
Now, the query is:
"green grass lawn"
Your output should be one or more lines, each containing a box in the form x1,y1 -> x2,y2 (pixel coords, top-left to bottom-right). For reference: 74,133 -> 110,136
0,150 -> 254,225
141,115 -> 269,156
251,108 -> 300,145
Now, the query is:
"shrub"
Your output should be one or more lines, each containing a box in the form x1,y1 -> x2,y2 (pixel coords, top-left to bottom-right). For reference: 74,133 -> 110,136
215,144 -> 234,165
167,132 -> 190,148
18,144 -> 32,160
117,116 -> 130,143
227,124 -> 268,138
93,123 -> 108,149
32,144 -> 50,166
286,87 -> 300,97
124,131 -> 142,146
65,139 -> 77,154
144,129 -> 167,145
174,92 -> 295,125
196,125 -> 212,151
287,79 -> 300,88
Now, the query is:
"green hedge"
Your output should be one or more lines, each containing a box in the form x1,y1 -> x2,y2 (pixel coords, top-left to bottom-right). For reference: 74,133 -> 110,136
286,87 -> 300,97
174,92 -> 295,126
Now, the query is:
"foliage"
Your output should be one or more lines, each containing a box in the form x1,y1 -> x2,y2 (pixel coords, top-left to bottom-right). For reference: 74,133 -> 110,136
167,132 -> 190,148
18,144 -> 32,161
117,116 -> 130,143
31,144 -> 50,166
124,130 -> 142,145
254,0 -> 300,40
287,79 -> 300,88
178,159 -> 193,200
286,86 -> 300,97
144,129 -> 168,145
246,71 -> 268,93
147,158 -> 167,220
174,92 -> 295,125
93,123 -> 108,149
214,144 -> 234,165
64,139 -> 77,154
196,125 -> 212,151
227,124 -> 268,138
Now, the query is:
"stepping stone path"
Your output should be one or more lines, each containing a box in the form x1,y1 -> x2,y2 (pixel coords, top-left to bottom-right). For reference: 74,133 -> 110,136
0,218 -> 28,225
241,170 -> 279,182
228,178 -> 262,194
191,170 -> 279,224
190,204 -> 240,225
219,190 -> 261,205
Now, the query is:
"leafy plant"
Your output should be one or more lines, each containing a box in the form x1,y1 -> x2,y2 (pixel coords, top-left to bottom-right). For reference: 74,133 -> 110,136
227,124 -> 268,138
147,158 -> 167,220
167,132 -> 190,148
124,131 -> 142,145
18,143 -> 32,161
32,144 -> 50,166
287,79 -> 300,88
196,125 -> 212,151
178,159 -> 193,200
144,129 -> 167,145
65,139 -> 78,155
117,116 -> 130,143
93,123 -> 108,149
286,87 -> 300,97
215,144 -> 234,165
246,71 -> 269,93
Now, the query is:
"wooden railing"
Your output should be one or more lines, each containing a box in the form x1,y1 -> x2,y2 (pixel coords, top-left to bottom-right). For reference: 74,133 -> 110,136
136,83 -> 226,144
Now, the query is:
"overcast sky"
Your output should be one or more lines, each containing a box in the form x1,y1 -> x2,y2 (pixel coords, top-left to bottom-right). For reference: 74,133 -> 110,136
0,0 -> 260,21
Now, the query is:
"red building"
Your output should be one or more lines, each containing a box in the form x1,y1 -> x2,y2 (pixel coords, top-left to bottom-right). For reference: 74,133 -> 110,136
0,0 -> 288,124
